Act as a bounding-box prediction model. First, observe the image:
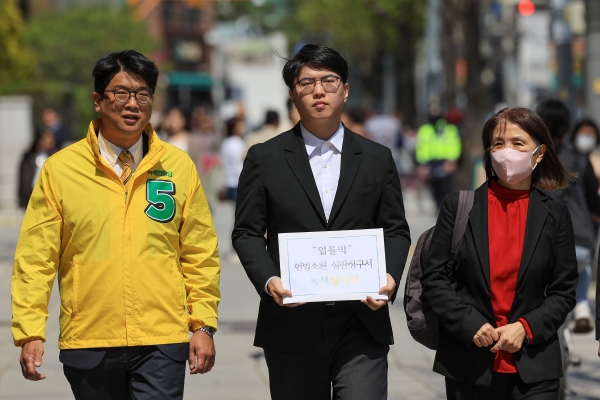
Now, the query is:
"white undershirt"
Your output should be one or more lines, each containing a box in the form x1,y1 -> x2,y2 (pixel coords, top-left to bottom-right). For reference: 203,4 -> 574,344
97,129 -> 143,176
265,122 -> 344,293
300,122 -> 344,221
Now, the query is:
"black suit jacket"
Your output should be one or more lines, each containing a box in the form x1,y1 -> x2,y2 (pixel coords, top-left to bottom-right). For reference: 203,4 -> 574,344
232,124 -> 411,353
421,181 -> 578,385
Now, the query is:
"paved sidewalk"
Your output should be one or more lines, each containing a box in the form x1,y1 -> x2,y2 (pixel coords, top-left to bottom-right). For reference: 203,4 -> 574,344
0,195 -> 599,399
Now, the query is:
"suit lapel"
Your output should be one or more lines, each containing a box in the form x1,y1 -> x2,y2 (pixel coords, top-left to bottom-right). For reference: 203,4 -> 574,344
327,128 -> 363,226
516,188 -> 549,283
469,182 -> 491,293
284,126 -> 327,224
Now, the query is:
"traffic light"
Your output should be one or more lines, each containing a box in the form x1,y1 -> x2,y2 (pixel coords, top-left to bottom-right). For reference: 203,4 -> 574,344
518,0 -> 536,16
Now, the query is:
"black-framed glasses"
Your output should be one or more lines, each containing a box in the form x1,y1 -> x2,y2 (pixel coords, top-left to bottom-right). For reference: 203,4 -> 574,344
294,75 -> 342,94
103,89 -> 154,104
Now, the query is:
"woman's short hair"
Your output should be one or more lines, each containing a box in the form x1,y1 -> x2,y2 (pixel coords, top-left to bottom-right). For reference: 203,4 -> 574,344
482,107 -> 570,190
282,44 -> 349,90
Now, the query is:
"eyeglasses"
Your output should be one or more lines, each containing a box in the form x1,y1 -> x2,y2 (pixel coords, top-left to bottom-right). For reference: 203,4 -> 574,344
294,75 -> 342,94
103,89 -> 153,104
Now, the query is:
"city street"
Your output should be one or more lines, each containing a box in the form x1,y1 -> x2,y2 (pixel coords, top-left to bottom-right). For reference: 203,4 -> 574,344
0,190 -> 599,399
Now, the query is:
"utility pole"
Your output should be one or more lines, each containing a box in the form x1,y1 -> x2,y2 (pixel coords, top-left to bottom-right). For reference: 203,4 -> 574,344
551,0 -> 574,112
586,0 -> 600,118
424,0 -> 443,107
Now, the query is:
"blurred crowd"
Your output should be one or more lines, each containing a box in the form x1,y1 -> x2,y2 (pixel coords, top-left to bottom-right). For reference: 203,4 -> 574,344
14,101 -> 465,215
17,95 -> 600,341
18,100 -> 600,325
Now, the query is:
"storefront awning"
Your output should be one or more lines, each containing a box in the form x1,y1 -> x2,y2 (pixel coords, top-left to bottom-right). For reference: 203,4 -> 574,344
166,71 -> 212,90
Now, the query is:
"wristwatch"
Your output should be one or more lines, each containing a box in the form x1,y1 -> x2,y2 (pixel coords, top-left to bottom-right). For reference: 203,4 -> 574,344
199,326 -> 216,338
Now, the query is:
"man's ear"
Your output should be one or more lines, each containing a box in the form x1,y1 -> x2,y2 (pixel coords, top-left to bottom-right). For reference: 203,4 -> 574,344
92,92 -> 102,112
343,82 -> 349,103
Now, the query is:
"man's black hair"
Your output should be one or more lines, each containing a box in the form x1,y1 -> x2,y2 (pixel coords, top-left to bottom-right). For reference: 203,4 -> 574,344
282,44 -> 349,90
535,99 -> 571,144
92,50 -> 159,94
265,110 -> 279,125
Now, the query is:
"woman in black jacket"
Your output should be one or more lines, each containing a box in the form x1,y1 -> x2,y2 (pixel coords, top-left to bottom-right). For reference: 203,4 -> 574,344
421,107 -> 578,399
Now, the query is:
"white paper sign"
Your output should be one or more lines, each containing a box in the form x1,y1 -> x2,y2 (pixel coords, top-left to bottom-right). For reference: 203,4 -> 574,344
278,229 -> 387,304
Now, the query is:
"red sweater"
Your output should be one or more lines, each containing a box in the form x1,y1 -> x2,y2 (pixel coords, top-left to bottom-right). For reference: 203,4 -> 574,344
488,180 -> 534,373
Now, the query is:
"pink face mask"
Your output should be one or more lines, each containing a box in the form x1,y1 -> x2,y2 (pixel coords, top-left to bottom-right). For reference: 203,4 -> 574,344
490,147 -> 539,185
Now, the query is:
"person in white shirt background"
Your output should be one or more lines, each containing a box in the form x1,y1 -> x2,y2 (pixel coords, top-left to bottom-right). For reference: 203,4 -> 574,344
220,116 -> 246,201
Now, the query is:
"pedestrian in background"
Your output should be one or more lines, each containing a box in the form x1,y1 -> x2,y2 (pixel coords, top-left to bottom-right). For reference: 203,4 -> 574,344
162,107 -> 191,153
341,107 -> 371,139
221,116 -> 246,201
41,106 -> 70,149
575,119 -> 600,192
245,110 -> 281,154
17,129 -> 56,210
233,44 -> 411,400
190,106 -> 221,202
11,50 -> 220,399
569,118 -> 600,333
364,107 -> 402,166
415,104 -> 462,209
422,107 -> 577,399
537,100 -> 600,334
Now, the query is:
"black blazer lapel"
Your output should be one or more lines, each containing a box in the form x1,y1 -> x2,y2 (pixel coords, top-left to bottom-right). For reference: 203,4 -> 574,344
516,188 -> 549,284
284,127 -> 327,224
327,127 -> 363,226
469,182 -> 491,294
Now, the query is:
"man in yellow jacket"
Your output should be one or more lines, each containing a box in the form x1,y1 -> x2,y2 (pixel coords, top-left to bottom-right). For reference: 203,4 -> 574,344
11,50 -> 220,399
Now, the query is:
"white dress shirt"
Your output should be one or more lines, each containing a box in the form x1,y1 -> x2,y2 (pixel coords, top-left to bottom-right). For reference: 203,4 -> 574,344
265,122 -> 344,293
300,122 -> 344,221
97,129 -> 143,176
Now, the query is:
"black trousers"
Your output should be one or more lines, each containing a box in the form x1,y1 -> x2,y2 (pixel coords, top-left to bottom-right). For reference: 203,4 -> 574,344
431,175 -> 454,209
264,303 -> 389,400
445,373 -> 560,400
63,345 -> 186,400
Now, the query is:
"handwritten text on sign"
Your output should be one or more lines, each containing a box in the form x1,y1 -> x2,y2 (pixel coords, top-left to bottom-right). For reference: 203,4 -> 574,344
278,229 -> 387,303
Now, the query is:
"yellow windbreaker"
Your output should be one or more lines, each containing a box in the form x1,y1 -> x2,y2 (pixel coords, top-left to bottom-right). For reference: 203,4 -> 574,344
12,120 -> 220,349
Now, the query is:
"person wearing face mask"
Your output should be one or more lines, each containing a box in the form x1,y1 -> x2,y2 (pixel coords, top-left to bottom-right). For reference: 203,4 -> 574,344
536,101 -> 600,338
575,120 -> 600,190
421,107 -> 578,399
569,119 -> 600,334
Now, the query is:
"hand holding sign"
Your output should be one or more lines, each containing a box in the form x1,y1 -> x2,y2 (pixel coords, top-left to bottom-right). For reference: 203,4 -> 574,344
361,273 -> 396,310
279,229 -> 387,304
267,277 -> 306,307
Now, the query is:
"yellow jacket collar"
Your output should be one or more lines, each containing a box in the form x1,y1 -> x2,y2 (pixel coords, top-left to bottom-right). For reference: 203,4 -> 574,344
86,119 -> 166,171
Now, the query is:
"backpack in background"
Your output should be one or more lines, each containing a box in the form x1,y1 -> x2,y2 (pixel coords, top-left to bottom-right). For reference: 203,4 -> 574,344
403,190 -> 474,350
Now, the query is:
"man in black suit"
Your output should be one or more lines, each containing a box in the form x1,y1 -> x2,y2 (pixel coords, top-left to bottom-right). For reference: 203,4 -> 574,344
232,44 -> 411,400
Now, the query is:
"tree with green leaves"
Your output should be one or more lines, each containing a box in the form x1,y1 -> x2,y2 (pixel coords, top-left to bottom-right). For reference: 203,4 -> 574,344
291,0 -> 425,125
0,0 -> 36,84
216,0 -> 424,125
18,6 -> 160,138
26,6 -> 158,88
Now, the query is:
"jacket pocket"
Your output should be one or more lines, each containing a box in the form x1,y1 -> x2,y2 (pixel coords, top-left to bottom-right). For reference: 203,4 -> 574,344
351,182 -> 378,193
72,261 -> 80,316
177,260 -> 187,312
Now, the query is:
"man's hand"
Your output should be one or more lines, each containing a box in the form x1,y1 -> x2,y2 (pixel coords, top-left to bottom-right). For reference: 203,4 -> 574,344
361,273 -> 396,311
20,340 -> 45,381
188,330 -> 215,374
267,277 -> 306,307
416,164 -> 430,180
491,322 -> 526,354
473,323 -> 499,348
597,343 -> 600,358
